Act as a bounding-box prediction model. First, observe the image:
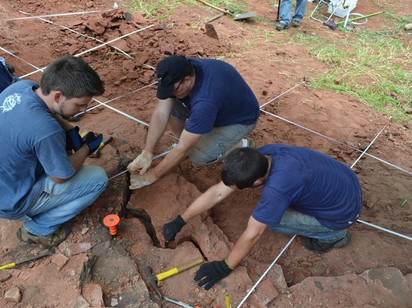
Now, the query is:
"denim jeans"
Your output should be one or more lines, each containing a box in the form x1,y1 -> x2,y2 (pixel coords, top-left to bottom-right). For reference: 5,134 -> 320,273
279,0 -> 308,25
22,166 -> 108,236
268,208 -> 347,242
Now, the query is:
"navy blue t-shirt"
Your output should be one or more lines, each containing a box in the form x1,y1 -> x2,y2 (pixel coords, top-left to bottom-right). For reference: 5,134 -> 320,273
0,80 -> 75,219
252,145 -> 362,230
181,58 -> 260,134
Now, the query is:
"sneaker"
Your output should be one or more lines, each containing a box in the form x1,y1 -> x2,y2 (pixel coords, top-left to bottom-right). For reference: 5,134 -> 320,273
241,136 -> 256,149
291,20 -> 300,27
276,22 -> 290,31
16,224 -> 71,247
302,232 -> 351,254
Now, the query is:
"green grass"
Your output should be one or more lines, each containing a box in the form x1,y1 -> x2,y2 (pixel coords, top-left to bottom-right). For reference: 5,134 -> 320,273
129,0 -> 183,18
289,27 -> 411,123
129,0 -> 252,17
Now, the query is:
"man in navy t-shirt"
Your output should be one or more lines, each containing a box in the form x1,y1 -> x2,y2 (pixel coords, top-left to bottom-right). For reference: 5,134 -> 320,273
162,145 -> 362,290
127,55 -> 260,189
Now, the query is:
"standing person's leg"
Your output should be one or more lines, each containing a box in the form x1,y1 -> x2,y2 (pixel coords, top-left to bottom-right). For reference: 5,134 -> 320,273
18,166 -> 108,245
276,0 -> 293,30
189,123 -> 256,167
268,208 -> 351,253
291,0 -> 308,27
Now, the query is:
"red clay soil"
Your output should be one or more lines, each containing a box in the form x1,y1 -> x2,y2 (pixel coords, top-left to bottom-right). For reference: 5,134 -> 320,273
1,0 -> 411,307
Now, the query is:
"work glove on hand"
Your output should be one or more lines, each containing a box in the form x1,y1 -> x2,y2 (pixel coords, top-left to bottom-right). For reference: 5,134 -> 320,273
127,150 -> 154,175
194,259 -> 233,290
83,131 -> 103,155
66,126 -> 84,152
162,215 -> 186,242
129,171 -> 157,190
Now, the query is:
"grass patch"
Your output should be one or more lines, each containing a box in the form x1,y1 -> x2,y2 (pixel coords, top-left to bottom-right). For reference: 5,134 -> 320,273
129,0 -> 184,18
129,0 -> 255,17
290,28 -> 411,123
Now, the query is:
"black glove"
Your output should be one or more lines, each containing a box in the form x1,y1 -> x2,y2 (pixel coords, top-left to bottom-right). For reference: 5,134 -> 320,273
66,126 -> 84,152
194,259 -> 233,290
162,215 -> 186,242
83,132 -> 103,155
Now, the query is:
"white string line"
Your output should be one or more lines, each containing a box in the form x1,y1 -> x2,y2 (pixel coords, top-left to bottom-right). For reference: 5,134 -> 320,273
19,10 -> 133,59
260,109 -> 412,176
357,219 -> 412,241
346,119 -> 412,241
350,118 -> 391,169
92,97 -> 149,127
236,235 -> 297,308
5,10 -> 111,21
91,95 -> 179,142
19,24 -> 154,78
74,82 -> 158,118
260,79 -> 306,109
0,47 -> 41,71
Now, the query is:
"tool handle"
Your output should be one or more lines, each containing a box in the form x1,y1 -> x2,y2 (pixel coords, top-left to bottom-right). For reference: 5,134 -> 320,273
176,257 -> 204,272
0,262 -> 16,270
225,292 -> 231,308
156,257 -> 204,281
195,0 -> 233,16
336,11 -> 384,25
156,267 -> 179,281
205,12 -> 225,24
96,136 -> 113,151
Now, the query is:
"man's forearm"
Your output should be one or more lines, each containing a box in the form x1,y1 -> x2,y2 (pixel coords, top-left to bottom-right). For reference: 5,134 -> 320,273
182,182 -> 235,222
144,102 -> 173,153
69,145 -> 89,172
225,217 -> 267,268
52,146 -> 89,184
152,145 -> 188,178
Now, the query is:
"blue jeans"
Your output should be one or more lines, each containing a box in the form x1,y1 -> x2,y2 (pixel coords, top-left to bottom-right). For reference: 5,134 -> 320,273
279,0 -> 308,25
268,208 -> 347,242
22,166 -> 108,236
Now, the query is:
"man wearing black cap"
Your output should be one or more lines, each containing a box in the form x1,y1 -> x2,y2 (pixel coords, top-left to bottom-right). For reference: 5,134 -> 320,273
127,55 -> 260,189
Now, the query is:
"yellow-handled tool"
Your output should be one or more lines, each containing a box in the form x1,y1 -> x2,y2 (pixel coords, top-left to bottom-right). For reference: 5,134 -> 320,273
155,257 -> 204,281
0,249 -> 54,270
225,293 -> 231,308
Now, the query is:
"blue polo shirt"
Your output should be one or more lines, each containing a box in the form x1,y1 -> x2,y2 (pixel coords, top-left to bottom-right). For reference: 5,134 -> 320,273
252,144 -> 362,230
181,58 -> 260,134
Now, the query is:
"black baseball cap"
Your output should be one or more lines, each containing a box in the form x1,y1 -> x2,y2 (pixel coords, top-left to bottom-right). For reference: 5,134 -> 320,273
156,55 -> 190,99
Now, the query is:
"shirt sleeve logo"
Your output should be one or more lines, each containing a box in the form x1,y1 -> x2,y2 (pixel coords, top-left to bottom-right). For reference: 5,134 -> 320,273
1,93 -> 21,113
